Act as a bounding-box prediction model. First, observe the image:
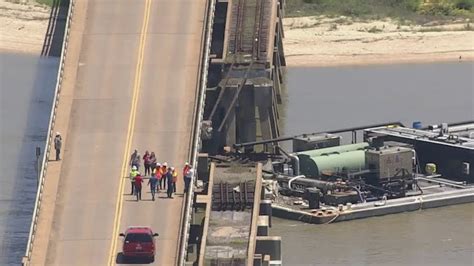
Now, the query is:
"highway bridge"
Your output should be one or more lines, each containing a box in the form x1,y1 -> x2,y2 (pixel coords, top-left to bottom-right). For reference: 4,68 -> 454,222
23,0 -> 208,265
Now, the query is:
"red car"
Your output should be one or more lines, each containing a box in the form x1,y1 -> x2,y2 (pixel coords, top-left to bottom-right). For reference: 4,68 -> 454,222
119,226 -> 159,262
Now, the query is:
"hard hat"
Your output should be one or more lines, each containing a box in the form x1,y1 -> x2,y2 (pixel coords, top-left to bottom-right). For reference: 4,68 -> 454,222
171,167 -> 175,171
156,163 -> 161,166
56,132 -> 60,135
185,162 -> 189,166
132,166 -> 137,170
163,162 -> 168,167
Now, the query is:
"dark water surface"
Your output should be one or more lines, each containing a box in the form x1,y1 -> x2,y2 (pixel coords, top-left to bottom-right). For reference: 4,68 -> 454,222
0,53 -> 58,264
276,63 -> 474,265
282,62 -> 473,136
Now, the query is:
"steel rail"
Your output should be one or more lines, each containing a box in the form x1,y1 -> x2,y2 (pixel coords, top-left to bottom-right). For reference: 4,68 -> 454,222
22,1 -> 76,265
235,0 -> 246,53
252,0 -> 262,59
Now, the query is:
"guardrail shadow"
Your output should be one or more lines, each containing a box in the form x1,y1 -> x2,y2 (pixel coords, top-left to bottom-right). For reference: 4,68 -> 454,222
41,0 -> 70,57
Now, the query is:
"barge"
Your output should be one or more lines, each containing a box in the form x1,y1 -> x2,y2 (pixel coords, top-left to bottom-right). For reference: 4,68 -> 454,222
271,177 -> 474,224
237,121 -> 474,224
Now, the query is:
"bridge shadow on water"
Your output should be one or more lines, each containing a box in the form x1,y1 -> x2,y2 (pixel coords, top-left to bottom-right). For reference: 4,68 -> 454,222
116,252 -> 154,264
0,54 -> 59,264
0,1 -> 70,264
41,0 -> 70,57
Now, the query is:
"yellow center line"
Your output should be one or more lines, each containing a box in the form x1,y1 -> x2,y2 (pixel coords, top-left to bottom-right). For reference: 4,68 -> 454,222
107,0 -> 153,264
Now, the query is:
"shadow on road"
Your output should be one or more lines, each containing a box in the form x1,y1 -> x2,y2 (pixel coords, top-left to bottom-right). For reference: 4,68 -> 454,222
116,252 -> 153,264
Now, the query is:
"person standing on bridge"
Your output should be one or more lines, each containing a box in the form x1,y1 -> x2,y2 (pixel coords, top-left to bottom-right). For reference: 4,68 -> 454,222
54,132 -> 62,161
148,173 -> 158,201
143,150 -> 151,176
184,168 -> 194,194
129,165 -> 139,195
183,162 -> 191,178
159,162 -> 168,190
134,173 -> 143,201
149,152 -> 157,174
171,167 -> 178,193
130,149 -> 140,170
166,167 -> 174,198
154,163 -> 162,192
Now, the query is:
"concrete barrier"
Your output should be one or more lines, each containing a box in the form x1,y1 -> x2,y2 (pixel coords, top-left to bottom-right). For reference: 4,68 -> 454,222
22,1 -> 76,265
177,0 -> 216,264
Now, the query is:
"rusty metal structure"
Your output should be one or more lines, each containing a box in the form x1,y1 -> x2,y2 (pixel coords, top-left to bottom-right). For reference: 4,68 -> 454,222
212,181 -> 256,211
203,0 -> 286,154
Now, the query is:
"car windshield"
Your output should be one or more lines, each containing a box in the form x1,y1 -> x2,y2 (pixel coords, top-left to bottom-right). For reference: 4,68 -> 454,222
125,233 -> 152,243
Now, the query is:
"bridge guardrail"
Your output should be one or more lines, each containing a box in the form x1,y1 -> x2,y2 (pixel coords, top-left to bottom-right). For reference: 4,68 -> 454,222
22,1 -> 76,265
177,0 -> 216,264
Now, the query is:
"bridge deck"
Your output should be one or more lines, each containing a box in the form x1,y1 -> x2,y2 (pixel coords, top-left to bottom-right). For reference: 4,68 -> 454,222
28,0 -> 206,265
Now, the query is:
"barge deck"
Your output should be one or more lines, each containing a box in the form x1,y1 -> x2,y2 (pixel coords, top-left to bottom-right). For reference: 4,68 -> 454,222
272,178 -> 474,224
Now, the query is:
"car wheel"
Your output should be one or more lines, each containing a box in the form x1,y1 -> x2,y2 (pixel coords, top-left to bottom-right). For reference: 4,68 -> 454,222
150,256 -> 155,263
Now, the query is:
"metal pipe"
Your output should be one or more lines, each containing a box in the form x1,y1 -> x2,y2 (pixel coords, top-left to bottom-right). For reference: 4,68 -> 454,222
288,175 -> 305,189
288,153 -> 300,175
233,121 -> 405,148
350,186 -> 365,203
276,175 -> 339,193
425,120 -> 474,130
416,176 -> 467,189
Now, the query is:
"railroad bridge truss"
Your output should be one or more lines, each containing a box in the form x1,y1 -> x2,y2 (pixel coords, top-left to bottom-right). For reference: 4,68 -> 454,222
203,0 -> 286,154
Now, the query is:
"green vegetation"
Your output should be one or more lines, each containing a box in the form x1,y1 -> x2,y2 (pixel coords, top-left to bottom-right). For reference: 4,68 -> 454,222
286,0 -> 474,21
35,0 -> 56,7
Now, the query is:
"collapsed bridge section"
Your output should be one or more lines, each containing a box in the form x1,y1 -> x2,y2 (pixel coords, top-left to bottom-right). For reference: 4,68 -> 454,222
202,0 -> 286,154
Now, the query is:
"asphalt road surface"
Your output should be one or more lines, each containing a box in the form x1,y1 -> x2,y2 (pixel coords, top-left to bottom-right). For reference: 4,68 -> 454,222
28,0 -> 206,265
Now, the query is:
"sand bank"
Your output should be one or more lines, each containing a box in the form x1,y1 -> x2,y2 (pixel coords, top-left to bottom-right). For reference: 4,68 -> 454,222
283,16 -> 474,67
0,0 -> 50,54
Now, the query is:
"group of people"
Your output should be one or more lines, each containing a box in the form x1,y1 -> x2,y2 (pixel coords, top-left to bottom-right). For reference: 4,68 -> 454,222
129,149 -> 194,201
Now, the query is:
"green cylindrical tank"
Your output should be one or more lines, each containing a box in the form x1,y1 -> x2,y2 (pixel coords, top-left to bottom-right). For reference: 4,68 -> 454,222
299,150 -> 366,177
296,142 -> 368,157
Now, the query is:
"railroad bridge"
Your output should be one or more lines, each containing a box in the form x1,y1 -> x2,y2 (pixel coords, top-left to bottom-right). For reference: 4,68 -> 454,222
182,0 -> 285,265
203,0 -> 286,153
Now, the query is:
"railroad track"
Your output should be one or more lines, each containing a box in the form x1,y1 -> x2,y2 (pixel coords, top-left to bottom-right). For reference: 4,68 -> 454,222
230,0 -> 269,61
233,0 -> 246,54
252,0 -> 263,60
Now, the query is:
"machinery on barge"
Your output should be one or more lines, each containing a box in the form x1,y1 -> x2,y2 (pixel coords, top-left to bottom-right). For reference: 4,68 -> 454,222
226,121 -> 474,223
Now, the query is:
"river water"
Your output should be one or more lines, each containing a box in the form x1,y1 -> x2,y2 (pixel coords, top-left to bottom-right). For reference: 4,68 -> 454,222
275,62 -> 474,265
0,53 -> 58,265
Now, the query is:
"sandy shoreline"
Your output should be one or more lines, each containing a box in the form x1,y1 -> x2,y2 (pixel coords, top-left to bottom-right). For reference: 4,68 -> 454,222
0,0 -> 50,55
283,16 -> 474,67
1,1 -> 472,67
